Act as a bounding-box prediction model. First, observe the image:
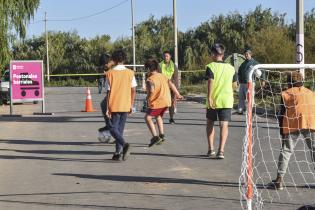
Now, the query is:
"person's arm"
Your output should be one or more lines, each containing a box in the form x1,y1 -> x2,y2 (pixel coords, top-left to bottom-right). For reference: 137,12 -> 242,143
205,67 -> 214,108
130,75 -> 137,113
208,78 -> 214,109
105,77 -> 111,118
106,90 -> 111,119
130,87 -> 136,113
278,96 -> 286,137
232,72 -> 238,90
168,80 -> 183,100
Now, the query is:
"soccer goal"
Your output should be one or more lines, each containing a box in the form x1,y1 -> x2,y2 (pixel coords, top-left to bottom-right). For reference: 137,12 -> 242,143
239,64 -> 315,210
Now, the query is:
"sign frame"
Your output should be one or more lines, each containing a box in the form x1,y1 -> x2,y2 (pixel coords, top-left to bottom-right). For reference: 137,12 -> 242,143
9,60 -> 45,115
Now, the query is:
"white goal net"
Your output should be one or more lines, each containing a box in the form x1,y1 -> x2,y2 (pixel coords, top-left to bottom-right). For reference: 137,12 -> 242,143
239,64 -> 315,210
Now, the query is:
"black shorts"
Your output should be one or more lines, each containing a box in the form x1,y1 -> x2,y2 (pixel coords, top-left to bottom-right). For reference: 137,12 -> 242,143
206,108 -> 232,122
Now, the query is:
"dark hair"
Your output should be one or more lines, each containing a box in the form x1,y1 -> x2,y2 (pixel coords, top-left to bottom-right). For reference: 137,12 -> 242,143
163,50 -> 171,56
287,71 -> 303,87
210,43 -> 225,55
99,53 -> 110,66
111,49 -> 127,63
145,59 -> 159,72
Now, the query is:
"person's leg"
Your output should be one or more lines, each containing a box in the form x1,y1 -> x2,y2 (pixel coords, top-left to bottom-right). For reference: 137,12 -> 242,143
145,114 -> 157,137
303,131 -> 315,163
169,91 -> 175,124
206,118 -> 215,152
100,96 -> 109,126
156,115 -> 164,136
98,79 -> 103,94
238,84 -> 247,113
108,113 -> 125,154
277,134 -> 298,179
218,121 -> 229,153
118,112 -> 128,136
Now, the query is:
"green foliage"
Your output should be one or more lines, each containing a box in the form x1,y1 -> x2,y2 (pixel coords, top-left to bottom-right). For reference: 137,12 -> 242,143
0,0 -> 40,69
7,5 -> 315,81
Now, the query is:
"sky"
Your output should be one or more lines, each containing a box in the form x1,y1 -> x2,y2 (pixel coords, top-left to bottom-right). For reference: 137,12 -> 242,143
26,0 -> 315,41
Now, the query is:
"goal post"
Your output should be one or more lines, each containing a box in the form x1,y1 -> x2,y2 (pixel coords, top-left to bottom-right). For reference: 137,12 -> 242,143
240,64 -> 315,210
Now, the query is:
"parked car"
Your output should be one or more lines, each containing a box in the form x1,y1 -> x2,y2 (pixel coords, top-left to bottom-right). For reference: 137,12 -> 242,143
0,70 -> 10,104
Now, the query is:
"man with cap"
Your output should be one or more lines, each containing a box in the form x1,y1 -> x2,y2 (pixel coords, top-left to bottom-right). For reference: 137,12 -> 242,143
237,48 -> 263,114
269,71 -> 315,190
205,43 -> 238,159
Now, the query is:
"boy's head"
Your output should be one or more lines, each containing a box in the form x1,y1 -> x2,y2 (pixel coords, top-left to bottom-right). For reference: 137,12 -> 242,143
99,53 -> 110,66
111,49 -> 127,64
210,43 -> 225,59
163,50 -> 172,63
145,59 -> 159,73
244,47 -> 253,60
287,71 -> 303,88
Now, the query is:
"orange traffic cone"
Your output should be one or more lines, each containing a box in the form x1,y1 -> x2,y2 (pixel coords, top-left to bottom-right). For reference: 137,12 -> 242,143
82,87 -> 95,112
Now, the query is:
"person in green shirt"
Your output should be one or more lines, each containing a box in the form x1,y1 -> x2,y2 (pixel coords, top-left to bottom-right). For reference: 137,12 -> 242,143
205,43 -> 238,159
160,51 -> 179,124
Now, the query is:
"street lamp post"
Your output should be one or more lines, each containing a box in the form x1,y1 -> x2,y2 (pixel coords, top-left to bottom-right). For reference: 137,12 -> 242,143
296,0 -> 304,77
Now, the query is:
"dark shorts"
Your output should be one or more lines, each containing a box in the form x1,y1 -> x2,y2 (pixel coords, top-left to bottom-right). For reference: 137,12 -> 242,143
147,107 -> 168,117
206,108 -> 231,122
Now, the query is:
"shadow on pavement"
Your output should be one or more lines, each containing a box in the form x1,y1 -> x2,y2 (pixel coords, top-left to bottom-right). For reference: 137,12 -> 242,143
53,173 -> 240,188
0,199 -> 160,210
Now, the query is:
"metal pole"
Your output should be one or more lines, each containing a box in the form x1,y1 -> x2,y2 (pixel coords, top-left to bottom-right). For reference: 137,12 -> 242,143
45,12 -> 50,82
296,0 -> 304,77
131,0 -> 136,71
173,0 -> 181,86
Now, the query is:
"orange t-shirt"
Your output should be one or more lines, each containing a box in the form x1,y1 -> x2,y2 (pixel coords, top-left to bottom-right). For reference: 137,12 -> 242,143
106,69 -> 135,112
282,86 -> 315,134
147,73 -> 171,109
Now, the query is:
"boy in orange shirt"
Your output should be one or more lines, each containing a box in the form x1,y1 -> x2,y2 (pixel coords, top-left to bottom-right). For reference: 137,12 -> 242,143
105,49 -> 137,161
144,59 -> 182,147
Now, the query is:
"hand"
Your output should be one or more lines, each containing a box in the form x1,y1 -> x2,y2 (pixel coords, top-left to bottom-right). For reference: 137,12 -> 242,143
208,98 -> 215,109
106,109 -> 111,119
176,94 -> 184,100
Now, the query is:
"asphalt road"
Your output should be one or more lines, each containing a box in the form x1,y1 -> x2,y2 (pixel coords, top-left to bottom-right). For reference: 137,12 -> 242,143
0,87 -> 314,210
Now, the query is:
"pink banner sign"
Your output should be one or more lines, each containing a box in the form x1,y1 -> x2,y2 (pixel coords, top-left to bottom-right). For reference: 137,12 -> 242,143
10,61 -> 43,102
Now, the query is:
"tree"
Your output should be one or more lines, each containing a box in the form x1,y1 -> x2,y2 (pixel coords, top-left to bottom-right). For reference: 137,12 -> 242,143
0,0 -> 40,69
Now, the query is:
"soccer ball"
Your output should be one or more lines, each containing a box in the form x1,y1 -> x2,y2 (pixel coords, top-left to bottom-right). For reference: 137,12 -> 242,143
97,130 -> 112,143
254,69 -> 262,78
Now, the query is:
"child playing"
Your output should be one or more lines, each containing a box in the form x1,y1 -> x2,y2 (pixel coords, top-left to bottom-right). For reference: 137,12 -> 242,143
144,58 -> 182,147
105,49 -> 137,161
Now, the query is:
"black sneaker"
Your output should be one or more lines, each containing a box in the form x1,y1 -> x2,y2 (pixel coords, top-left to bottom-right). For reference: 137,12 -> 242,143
157,134 -> 166,145
148,136 -> 162,147
169,119 -> 175,124
112,153 -> 121,161
267,180 -> 284,190
122,143 -> 130,161
98,126 -> 109,132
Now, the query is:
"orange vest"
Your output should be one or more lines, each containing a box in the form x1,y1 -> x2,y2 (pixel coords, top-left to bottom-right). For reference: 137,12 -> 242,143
147,73 -> 171,109
282,86 -> 315,134
106,69 -> 134,112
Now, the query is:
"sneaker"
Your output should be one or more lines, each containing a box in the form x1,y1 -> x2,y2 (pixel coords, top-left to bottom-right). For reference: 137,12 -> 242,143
216,151 -> 225,159
169,119 -> 175,124
157,134 -> 166,145
206,150 -> 216,157
98,126 -> 109,132
267,180 -> 284,190
112,153 -> 121,161
237,109 -> 244,115
148,136 -> 162,147
122,143 -> 130,161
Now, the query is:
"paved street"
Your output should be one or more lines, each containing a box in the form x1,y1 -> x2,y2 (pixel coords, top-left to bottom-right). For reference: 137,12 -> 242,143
0,87 -> 314,210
